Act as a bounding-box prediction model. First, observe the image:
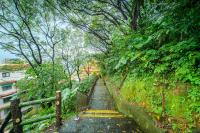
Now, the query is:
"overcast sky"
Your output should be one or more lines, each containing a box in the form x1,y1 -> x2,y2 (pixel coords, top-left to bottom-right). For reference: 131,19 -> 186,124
0,49 -> 16,63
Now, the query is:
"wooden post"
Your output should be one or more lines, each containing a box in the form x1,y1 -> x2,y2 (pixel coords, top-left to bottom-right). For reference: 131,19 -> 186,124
56,91 -> 62,128
10,98 -> 23,133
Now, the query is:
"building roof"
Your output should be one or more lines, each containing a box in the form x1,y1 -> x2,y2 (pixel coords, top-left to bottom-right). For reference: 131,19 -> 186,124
0,80 -> 16,85
0,63 -> 29,72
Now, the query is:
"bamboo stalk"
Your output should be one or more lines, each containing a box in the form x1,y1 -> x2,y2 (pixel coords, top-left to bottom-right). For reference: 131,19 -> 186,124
20,97 -> 56,107
21,114 -> 55,126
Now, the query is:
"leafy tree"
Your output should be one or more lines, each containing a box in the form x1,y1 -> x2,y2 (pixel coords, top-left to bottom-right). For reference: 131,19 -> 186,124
16,63 -> 69,100
46,0 -> 147,53
98,0 -> 200,131
60,27 -> 87,87
0,0 -> 67,75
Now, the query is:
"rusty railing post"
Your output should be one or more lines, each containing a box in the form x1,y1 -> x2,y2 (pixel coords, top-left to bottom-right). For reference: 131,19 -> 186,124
56,91 -> 62,128
10,98 -> 23,133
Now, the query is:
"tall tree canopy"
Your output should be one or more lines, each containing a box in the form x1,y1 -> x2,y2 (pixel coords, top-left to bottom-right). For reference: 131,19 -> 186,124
0,0 -> 67,73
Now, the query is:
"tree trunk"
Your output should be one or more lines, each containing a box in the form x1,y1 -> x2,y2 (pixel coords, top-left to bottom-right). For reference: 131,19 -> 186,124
160,82 -> 168,123
52,44 -> 55,91
76,69 -> 81,82
69,75 -> 72,89
161,88 -> 166,117
119,72 -> 128,90
130,0 -> 141,31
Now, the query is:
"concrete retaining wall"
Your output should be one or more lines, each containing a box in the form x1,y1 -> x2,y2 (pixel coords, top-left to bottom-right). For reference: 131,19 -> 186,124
76,77 -> 98,111
104,80 -> 164,133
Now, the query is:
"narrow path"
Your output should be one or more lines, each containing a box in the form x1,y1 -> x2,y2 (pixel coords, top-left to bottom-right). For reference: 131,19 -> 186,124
59,79 -> 142,133
88,79 -> 115,110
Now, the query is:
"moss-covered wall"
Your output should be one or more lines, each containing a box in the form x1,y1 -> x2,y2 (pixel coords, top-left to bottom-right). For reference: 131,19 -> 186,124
104,79 -> 164,133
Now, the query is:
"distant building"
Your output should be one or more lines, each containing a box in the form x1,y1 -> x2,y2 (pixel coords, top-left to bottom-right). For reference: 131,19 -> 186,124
0,71 -> 25,120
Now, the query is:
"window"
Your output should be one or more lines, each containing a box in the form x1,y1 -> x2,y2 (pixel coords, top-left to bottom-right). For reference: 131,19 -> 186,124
2,72 -> 10,78
2,84 -> 12,91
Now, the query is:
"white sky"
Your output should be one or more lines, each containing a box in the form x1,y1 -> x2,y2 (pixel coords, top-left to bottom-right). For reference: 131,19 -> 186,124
0,49 -> 17,63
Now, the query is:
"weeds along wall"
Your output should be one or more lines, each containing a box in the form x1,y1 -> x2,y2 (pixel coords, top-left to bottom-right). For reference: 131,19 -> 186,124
104,75 -> 199,132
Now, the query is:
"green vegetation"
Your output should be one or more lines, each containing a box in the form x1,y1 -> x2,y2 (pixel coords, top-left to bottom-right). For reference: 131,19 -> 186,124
0,0 -> 96,132
16,63 -> 69,100
0,0 -> 199,132
106,76 -> 163,133
15,64 -> 97,132
98,1 -> 200,132
21,73 -> 96,132
106,75 -> 197,132
76,75 -> 97,94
